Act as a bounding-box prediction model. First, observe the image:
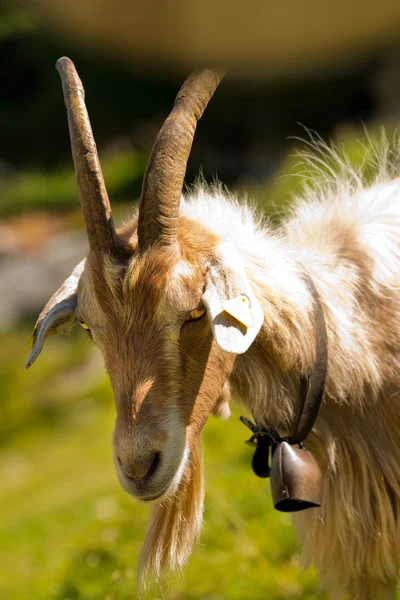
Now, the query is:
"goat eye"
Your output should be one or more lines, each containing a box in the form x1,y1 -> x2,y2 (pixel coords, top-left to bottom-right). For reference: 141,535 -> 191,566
186,308 -> 206,321
79,321 -> 90,330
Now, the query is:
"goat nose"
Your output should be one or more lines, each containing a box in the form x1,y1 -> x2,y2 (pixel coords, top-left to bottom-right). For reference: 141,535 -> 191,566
117,451 -> 160,481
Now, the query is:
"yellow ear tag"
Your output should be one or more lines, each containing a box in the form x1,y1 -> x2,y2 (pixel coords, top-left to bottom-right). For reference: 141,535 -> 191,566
222,295 -> 252,328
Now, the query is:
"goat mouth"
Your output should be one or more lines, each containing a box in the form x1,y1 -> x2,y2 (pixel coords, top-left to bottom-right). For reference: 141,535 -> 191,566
116,467 -> 172,502
113,434 -> 188,502
118,451 -> 161,484
136,484 -> 170,502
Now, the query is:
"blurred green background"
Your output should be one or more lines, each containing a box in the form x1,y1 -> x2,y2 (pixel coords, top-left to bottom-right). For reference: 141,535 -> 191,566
1,2 -> 400,598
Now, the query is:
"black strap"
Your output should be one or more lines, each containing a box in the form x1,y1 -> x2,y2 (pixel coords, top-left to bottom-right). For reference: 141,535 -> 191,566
240,270 -> 328,476
289,272 -> 328,444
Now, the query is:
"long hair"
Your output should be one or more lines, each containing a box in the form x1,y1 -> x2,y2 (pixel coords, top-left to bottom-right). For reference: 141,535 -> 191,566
137,439 -> 204,590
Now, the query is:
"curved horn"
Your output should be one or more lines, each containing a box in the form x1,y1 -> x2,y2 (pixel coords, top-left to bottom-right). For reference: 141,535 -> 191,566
137,68 -> 226,250
56,57 -> 118,254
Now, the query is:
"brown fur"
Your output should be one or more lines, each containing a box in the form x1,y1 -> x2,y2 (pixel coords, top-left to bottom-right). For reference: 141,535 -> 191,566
36,136 -> 400,598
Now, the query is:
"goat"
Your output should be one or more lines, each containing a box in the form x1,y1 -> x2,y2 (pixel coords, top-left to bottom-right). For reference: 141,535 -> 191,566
27,57 -> 400,599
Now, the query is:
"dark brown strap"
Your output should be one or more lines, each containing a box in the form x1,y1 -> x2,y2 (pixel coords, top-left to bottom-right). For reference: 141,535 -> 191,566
289,272 -> 328,444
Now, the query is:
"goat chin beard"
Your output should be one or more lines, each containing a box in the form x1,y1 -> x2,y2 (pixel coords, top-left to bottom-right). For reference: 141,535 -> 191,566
137,438 -> 204,592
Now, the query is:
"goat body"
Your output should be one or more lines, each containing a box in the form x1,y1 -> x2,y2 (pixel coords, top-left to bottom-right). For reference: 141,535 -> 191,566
184,172 -> 400,598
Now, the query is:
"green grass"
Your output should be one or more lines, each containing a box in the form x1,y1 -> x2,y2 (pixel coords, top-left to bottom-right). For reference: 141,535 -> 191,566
0,150 -> 147,218
0,327 -> 326,599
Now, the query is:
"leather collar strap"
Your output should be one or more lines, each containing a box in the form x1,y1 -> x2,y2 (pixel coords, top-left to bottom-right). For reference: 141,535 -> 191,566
241,270 -> 328,477
290,271 -> 328,443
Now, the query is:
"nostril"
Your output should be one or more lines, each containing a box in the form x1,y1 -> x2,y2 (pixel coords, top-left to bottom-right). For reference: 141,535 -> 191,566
146,451 -> 160,480
117,451 -> 161,481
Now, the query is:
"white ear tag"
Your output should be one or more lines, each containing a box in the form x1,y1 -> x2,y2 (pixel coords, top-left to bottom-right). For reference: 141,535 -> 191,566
222,295 -> 251,328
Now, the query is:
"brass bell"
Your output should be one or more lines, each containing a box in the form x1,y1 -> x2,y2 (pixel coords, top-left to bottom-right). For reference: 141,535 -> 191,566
270,441 -> 322,512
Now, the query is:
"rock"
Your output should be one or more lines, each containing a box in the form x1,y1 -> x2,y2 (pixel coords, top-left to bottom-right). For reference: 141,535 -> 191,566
0,230 -> 88,330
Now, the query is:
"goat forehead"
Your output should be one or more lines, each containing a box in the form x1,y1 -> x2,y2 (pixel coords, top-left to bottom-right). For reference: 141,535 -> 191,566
83,239 -> 209,329
164,261 -> 206,312
125,248 -> 177,292
103,317 -> 174,383
123,252 -> 205,316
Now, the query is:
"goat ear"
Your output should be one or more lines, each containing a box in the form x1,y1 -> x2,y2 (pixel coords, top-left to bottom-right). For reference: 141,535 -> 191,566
202,246 -> 263,354
25,259 -> 85,369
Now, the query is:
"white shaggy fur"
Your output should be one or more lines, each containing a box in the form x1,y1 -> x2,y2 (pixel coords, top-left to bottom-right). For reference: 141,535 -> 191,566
176,133 -> 400,599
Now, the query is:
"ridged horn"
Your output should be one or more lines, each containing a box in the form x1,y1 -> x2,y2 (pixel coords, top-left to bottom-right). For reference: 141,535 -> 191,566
137,68 -> 226,250
56,57 -> 118,254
